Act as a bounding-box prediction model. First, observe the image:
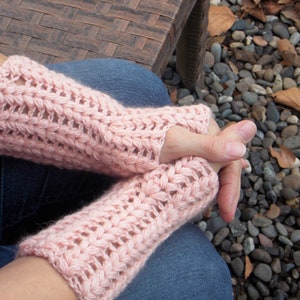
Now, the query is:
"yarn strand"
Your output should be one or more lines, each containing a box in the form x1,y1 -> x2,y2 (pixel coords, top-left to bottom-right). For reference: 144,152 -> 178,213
0,56 -> 211,177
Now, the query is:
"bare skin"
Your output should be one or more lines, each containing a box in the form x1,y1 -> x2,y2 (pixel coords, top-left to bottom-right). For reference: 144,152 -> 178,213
0,257 -> 77,300
0,53 -> 256,300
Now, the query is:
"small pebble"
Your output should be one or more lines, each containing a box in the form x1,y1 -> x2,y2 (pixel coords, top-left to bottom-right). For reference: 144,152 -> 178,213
210,43 -> 222,63
247,221 -> 260,237
231,257 -> 244,277
290,31 -> 300,45
204,51 -> 215,68
213,227 -> 230,246
283,77 -> 297,89
251,248 -> 272,263
261,225 -> 278,239
275,222 -> 288,236
272,23 -> 290,39
290,230 -> 300,243
271,257 -> 282,274
254,263 -> 273,282
243,236 -> 255,255
250,83 -> 267,95
282,174 -> 300,190
278,235 -> 293,247
232,30 -> 246,41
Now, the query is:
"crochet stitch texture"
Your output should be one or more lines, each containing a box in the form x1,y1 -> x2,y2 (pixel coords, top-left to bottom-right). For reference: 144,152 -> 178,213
0,55 -> 220,299
18,156 -> 219,300
0,56 -> 211,177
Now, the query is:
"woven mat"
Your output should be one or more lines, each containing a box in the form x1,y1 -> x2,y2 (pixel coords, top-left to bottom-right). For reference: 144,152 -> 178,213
0,0 -> 199,76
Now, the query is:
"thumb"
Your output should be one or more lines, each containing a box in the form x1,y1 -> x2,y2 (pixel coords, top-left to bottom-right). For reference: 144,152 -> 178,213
196,120 -> 256,163
162,128 -> 247,163
192,133 -> 247,162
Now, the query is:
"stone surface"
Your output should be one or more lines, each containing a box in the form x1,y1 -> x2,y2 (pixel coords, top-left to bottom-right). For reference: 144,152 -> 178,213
165,2 -> 300,298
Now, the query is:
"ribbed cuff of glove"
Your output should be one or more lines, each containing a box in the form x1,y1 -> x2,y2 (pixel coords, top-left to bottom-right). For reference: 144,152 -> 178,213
17,156 -> 219,300
0,56 -> 212,177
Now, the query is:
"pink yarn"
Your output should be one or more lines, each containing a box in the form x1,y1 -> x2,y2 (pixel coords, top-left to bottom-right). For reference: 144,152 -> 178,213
18,156 -> 219,300
0,55 -> 219,299
0,56 -> 212,177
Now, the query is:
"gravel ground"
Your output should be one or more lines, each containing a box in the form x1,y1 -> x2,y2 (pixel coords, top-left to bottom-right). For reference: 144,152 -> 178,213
162,1 -> 300,299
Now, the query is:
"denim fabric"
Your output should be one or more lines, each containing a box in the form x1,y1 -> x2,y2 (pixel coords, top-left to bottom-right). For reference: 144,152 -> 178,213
117,223 -> 233,300
47,58 -> 170,108
0,58 -> 232,299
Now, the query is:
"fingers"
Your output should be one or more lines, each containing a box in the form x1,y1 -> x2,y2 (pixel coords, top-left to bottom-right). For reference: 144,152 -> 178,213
219,120 -> 257,144
217,159 -> 243,222
193,133 -> 247,162
195,119 -> 256,163
160,117 -> 256,166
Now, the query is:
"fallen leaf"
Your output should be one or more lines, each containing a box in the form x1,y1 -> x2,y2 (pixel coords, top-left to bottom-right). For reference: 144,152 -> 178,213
262,0 -> 283,15
242,0 -> 266,22
277,39 -> 300,67
281,6 -> 300,31
231,48 -> 259,64
169,88 -> 177,104
272,87 -> 300,110
208,5 -> 236,37
245,256 -> 254,279
270,144 -> 300,168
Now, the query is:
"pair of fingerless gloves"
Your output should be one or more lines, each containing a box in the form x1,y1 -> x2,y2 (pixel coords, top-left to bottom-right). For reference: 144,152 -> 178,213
0,56 -> 218,300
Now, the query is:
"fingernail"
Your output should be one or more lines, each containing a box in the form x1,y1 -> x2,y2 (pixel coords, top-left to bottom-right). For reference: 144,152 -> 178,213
226,142 -> 246,158
239,121 -> 257,143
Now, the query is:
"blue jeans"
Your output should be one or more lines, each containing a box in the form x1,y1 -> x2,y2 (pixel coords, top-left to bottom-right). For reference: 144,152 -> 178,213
0,59 -> 232,299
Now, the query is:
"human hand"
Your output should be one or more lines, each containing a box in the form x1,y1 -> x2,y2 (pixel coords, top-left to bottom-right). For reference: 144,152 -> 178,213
209,120 -> 256,222
160,119 -> 256,222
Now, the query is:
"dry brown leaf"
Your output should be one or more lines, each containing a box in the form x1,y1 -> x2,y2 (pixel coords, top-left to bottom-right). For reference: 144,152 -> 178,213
272,87 -> 300,110
262,0 -> 283,15
277,39 -> 300,67
231,48 -> 259,64
281,7 -> 300,31
269,144 -> 300,168
242,0 -> 299,25
245,256 -> 254,279
242,0 -> 266,22
208,5 -> 236,37
169,88 -> 177,104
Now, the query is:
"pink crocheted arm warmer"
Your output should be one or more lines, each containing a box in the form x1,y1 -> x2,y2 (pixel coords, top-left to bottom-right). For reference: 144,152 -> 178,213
0,56 -> 212,177
18,156 -> 219,300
